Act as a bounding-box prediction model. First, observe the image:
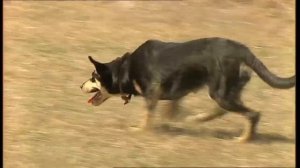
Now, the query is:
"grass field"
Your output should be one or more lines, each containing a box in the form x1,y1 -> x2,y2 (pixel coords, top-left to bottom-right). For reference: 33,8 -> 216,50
4,0 -> 295,167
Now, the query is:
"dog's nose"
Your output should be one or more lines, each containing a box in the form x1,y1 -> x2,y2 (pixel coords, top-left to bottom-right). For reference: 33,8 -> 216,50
80,85 -> 83,89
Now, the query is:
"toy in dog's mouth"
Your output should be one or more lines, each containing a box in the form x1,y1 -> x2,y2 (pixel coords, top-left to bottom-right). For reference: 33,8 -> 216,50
87,89 -> 108,106
88,91 -> 101,103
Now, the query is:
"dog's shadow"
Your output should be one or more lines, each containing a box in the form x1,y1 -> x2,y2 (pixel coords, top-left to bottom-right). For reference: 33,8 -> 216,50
155,123 -> 295,144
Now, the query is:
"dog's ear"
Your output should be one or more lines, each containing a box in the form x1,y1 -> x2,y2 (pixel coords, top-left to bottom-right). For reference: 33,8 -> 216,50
88,56 -> 100,65
122,52 -> 131,58
88,56 -> 107,72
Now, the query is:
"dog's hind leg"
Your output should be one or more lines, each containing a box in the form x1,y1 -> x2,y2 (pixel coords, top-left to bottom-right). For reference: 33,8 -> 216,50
208,66 -> 259,142
234,108 -> 260,143
213,86 -> 260,142
225,68 -> 260,142
185,73 -> 228,123
187,106 -> 227,122
215,97 -> 260,142
226,66 -> 252,104
187,70 -> 250,123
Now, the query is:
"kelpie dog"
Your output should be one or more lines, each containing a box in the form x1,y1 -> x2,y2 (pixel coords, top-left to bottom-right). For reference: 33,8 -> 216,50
81,37 -> 295,142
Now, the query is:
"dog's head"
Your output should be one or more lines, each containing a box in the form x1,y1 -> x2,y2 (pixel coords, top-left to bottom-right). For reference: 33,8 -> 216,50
80,56 -> 113,106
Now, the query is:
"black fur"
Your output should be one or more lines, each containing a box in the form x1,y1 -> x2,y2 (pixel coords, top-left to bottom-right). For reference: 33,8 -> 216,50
87,37 -> 295,141
89,37 -> 295,99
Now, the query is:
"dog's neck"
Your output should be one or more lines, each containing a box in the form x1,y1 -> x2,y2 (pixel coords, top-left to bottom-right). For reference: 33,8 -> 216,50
106,53 -> 139,96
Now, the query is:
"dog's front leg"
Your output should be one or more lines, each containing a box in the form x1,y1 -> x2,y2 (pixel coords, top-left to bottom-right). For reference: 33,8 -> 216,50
141,101 -> 156,130
141,82 -> 162,129
162,100 -> 181,121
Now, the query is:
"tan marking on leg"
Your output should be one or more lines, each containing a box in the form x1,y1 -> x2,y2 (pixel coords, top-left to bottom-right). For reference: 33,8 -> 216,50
140,110 -> 154,130
207,92 -> 213,100
128,111 -> 154,132
234,120 -> 253,143
162,100 -> 180,121
185,107 -> 226,123
133,80 -> 142,94
235,111 -> 260,143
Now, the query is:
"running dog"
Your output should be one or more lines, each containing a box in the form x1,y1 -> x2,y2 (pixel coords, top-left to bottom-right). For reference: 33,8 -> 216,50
80,37 -> 295,142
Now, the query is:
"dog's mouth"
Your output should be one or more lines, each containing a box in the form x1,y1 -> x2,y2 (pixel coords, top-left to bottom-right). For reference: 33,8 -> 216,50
88,90 -> 102,104
86,88 -> 109,106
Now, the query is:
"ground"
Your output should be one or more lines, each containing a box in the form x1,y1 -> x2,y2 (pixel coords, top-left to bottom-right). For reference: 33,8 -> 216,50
4,0 -> 295,167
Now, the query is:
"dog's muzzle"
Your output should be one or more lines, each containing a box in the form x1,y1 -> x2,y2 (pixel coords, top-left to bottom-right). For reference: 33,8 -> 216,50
81,80 -> 110,106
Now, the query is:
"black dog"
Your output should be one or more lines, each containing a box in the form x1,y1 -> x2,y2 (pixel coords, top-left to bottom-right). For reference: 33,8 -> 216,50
81,37 -> 295,142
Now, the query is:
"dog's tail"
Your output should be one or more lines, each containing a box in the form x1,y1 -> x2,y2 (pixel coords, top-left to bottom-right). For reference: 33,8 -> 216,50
244,49 -> 295,89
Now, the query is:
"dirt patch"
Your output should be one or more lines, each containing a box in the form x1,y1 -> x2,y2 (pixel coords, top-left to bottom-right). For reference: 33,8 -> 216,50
4,0 -> 295,167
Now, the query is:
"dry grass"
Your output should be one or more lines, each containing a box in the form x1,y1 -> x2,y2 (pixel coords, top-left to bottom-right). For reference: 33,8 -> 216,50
4,0 -> 295,167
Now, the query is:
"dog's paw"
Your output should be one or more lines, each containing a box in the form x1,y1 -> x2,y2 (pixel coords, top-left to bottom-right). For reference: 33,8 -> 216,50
128,126 -> 144,132
233,136 -> 252,143
184,114 -> 208,123
128,124 -> 153,132
184,116 -> 197,123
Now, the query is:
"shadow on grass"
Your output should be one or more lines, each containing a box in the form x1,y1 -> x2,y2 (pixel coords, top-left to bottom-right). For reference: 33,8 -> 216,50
154,123 -> 295,144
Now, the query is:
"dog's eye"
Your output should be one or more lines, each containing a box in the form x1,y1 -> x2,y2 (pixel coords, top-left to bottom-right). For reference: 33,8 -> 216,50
90,78 -> 95,82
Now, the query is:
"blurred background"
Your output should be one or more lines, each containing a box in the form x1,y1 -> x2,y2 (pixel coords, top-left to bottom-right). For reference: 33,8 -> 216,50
4,0 -> 295,167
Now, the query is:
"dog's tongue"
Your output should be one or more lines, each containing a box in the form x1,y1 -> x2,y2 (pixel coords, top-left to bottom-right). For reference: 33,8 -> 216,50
88,92 -> 100,103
